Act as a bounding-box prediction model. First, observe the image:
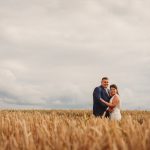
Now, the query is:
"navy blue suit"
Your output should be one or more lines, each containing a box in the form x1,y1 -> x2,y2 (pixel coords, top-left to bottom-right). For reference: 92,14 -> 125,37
93,85 -> 110,117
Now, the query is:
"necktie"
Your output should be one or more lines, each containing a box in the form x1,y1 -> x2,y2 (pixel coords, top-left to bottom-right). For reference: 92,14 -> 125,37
105,89 -> 109,96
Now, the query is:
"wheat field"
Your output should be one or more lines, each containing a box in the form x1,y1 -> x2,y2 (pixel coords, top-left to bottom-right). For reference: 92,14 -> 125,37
0,110 -> 150,150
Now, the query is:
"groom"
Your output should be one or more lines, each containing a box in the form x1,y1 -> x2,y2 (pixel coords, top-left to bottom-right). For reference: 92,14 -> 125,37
93,77 -> 111,117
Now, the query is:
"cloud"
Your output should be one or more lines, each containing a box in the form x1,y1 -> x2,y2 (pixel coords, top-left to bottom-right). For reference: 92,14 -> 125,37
0,0 -> 150,109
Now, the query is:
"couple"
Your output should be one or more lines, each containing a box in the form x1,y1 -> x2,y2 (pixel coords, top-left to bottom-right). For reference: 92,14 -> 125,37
93,77 -> 121,121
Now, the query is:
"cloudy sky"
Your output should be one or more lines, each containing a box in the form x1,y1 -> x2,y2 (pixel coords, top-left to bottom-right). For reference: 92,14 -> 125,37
0,0 -> 150,110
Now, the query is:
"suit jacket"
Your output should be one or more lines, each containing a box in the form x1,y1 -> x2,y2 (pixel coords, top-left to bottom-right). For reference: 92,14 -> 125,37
93,85 -> 110,117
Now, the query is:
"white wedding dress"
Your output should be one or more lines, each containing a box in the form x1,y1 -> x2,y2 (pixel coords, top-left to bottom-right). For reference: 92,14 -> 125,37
110,94 -> 121,121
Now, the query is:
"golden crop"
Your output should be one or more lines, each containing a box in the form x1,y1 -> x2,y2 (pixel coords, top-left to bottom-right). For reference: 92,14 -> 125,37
0,110 -> 150,150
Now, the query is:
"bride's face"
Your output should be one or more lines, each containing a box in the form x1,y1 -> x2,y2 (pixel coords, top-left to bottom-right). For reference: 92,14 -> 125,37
110,87 -> 117,96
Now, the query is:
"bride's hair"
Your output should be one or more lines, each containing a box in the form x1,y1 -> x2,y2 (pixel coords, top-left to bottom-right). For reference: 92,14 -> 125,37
110,84 -> 119,95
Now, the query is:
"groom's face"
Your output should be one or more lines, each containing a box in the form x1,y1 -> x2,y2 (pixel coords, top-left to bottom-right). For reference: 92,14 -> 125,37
101,79 -> 109,88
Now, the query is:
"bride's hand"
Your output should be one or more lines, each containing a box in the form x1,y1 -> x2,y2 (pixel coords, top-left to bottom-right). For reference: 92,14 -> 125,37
108,108 -> 114,112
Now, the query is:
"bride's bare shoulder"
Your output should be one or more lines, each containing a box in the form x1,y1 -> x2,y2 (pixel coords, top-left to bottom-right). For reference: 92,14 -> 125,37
114,94 -> 120,100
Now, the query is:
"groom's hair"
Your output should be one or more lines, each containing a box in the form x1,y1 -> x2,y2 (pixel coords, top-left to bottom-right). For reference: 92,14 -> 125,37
102,77 -> 109,81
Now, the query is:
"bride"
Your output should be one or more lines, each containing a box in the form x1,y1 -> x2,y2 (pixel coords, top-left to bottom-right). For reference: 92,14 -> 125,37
100,84 -> 121,121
